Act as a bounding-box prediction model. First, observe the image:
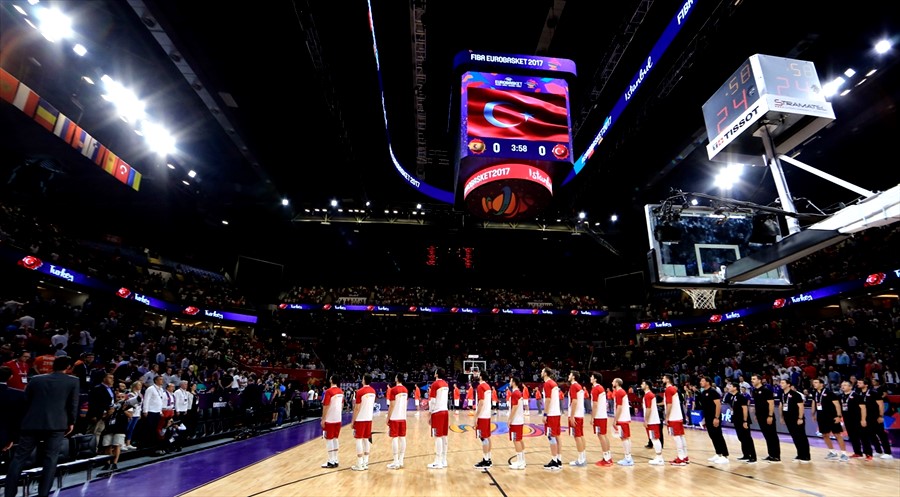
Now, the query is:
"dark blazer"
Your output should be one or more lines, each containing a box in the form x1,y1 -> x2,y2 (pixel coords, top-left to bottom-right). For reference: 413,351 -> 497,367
20,372 -> 80,431
0,383 -> 27,446
87,383 -> 115,420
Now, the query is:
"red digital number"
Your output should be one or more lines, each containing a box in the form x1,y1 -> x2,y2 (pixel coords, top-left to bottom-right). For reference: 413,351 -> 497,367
716,106 -> 729,134
732,88 -> 748,111
775,76 -> 790,95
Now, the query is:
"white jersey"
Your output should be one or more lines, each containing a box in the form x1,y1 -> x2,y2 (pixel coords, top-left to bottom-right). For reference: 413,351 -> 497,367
569,383 -> 585,418
355,386 -> 376,422
643,391 -> 660,425
591,385 -> 608,419
477,382 -> 492,419
323,387 -> 344,423
429,379 -> 449,413
613,388 -> 631,422
664,385 -> 684,422
544,380 -> 562,416
388,385 -> 408,421
509,390 -> 525,425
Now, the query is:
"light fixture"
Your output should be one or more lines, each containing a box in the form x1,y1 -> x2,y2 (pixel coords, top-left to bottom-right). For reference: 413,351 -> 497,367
822,76 -> 846,97
35,7 -> 72,43
187,170 -> 197,178
578,211 -> 586,219
13,4 -> 27,14
82,76 -> 94,85
304,208 -> 310,213
221,220 -> 229,225
282,198 -> 289,206
181,180 -> 189,186
416,203 -> 422,210
874,39 -> 892,54
365,201 -> 371,207
843,68 -> 856,78
72,43 -> 87,56
690,198 -> 699,206
865,69 -> 877,77
610,214 -> 618,222
840,89 -> 851,96
166,163 -> 175,170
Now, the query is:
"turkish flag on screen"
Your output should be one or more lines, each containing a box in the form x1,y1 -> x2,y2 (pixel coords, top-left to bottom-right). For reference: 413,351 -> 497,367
466,86 -> 569,142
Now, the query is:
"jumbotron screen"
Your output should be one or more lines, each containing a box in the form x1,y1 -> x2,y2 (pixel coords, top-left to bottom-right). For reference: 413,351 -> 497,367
460,71 -> 572,163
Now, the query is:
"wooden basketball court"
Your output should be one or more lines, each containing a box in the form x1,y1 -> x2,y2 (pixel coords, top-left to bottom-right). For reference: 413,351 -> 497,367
180,410 -> 899,497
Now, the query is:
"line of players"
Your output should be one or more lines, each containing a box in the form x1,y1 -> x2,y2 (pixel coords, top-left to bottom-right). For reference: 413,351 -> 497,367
320,368 -> 893,471
319,367 -> 690,470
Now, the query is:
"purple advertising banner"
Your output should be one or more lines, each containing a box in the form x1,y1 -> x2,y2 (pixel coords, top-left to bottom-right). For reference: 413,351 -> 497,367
635,268 -> 900,330
453,51 -> 577,76
276,303 -> 608,317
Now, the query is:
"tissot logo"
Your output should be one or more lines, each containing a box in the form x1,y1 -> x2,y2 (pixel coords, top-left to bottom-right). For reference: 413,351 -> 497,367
204,310 -> 224,319
135,294 -> 151,306
790,293 -> 813,303
725,312 -> 740,319
49,265 -> 75,282
654,321 -> 672,327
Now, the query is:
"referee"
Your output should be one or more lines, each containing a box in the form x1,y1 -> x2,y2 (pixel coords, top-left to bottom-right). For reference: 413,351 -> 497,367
750,374 -> 780,462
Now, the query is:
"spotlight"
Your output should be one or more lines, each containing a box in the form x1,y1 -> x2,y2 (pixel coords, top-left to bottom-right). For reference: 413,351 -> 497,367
281,198 -> 289,206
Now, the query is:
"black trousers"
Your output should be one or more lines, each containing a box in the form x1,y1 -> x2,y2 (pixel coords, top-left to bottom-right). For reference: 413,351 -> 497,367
845,420 -> 867,455
756,416 -> 781,458
4,429 -> 66,497
786,420 -> 810,459
706,420 -> 728,456
869,419 -> 892,454
735,422 -> 756,459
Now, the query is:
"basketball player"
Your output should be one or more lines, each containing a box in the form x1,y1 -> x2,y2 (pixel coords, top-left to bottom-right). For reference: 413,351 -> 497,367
750,373 -> 780,462
641,380 -> 664,465
779,378 -> 809,462
453,383 -> 461,412
473,371 -> 494,469
809,378 -> 846,461
541,367 -> 563,470
320,375 -> 343,468
508,377 -> 526,469
612,377 -> 634,466
413,382 -> 421,413
351,374 -> 376,471
386,373 -> 409,469
568,371 -> 587,467
662,374 -> 689,466
522,380 -> 530,416
534,385 -> 542,415
590,372 -> 613,466
466,383 -> 474,410
427,368 -> 450,469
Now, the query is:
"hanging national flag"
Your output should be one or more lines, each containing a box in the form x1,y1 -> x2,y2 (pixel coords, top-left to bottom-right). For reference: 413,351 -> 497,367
53,113 -> 77,143
127,168 -> 142,191
92,145 -> 108,167
103,149 -> 120,175
0,68 -> 19,104
114,160 -> 132,184
466,86 -> 569,142
12,82 -> 39,117
33,98 -> 60,132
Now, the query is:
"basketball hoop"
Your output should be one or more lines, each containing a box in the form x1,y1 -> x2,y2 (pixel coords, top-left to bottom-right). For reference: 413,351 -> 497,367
684,288 -> 718,309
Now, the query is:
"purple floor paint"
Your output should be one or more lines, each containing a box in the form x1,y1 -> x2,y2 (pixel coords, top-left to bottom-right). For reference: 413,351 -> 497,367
56,415 -> 349,497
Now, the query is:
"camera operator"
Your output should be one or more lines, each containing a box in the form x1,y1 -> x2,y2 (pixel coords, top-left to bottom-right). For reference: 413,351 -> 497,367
100,392 -> 133,471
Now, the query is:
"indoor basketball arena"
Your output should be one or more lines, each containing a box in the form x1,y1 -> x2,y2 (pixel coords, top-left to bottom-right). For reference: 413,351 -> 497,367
1,1 -> 898,496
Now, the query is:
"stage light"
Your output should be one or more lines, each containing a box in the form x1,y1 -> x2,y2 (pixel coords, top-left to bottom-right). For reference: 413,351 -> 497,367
282,198 -> 289,206
874,39 -> 892,54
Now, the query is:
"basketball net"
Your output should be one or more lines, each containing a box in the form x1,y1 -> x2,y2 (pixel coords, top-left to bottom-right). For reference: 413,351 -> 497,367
684,288 -> 718,309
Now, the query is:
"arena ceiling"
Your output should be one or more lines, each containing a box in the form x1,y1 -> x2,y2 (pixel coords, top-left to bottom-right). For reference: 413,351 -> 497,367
0,0 -> 897,288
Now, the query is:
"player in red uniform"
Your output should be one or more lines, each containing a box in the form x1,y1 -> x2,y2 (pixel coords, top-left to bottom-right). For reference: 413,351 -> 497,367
351,374 -> 376,471
663,374 -> 689,465
522,381 -> 530,416
508,377 -> 527,469
541,367 -> 563,470
590,372 -> 613,466
491,386 -> 499,415
386,373 -> 409,469
534,385 -> 543,414
413,382 -> 422,413
466,384 -> 474,410
320,375 -> 344,468
453,383 -> 461,411
612,378 -> 634,466
568,371 -> 587,466
427,368 -> 450,469
642,380 -> 665,465
473,371 -> 494,468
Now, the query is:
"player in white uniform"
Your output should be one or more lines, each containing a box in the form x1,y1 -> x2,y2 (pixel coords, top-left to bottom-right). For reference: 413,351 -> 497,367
612,377 -> 634,466
642,380 -> 664,465
508,377 -> 527,469
663,374 -> 689,465
568,371 -> 587,467
386,373 -> 409,469
351,374 -> 376,471
320,375 -> 344,468
590,372 -> 613,466
427,368 -> 450,469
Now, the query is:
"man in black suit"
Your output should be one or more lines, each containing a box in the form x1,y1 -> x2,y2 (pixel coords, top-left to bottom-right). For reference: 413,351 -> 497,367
87,373 -> 116,452
0,366 -> 27,455
4,356 -> 79,497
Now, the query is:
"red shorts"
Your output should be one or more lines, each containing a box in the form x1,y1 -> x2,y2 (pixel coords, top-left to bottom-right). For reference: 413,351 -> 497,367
431,411 -> 449,437
617,422 -> 631,439
476,418 -> 492,439
593,417 -> 608,435
323,422 -> 341,440
569,417 -> 584,437
353,420 -> 372,439
646,423 -> 661,440
388,420 -> 407,438
509,424 -> 524,442
545,415 -> 561,437
668,420 -> 685,436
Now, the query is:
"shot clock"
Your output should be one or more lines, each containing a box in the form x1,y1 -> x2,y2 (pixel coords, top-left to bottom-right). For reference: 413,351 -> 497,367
703,54 -> 834,161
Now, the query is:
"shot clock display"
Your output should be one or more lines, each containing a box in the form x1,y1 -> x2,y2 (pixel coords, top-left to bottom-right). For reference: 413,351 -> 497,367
703,54 -> 833,161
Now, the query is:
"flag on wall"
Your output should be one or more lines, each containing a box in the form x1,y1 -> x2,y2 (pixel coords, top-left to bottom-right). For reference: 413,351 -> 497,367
33,98 -> 60,132
0,68 -> 19,104
12,82 -> 39,117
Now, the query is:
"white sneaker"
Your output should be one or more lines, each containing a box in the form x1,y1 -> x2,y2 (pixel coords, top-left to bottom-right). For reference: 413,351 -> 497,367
569,460 -> 586,467
714,456 -> 729,464
441,461 -> 448,468
427,462 -> 443,469
509,462 -> 526,470
880,454 -> 893,460
649,457 -> 665,466
387,463 -> 400,469
707,455 -> 720,462
351,464 -> 367,471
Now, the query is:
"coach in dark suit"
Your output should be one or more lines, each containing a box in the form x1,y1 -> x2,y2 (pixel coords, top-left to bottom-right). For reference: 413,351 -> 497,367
4,356 -> 79,497
0,366 -> 27,453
